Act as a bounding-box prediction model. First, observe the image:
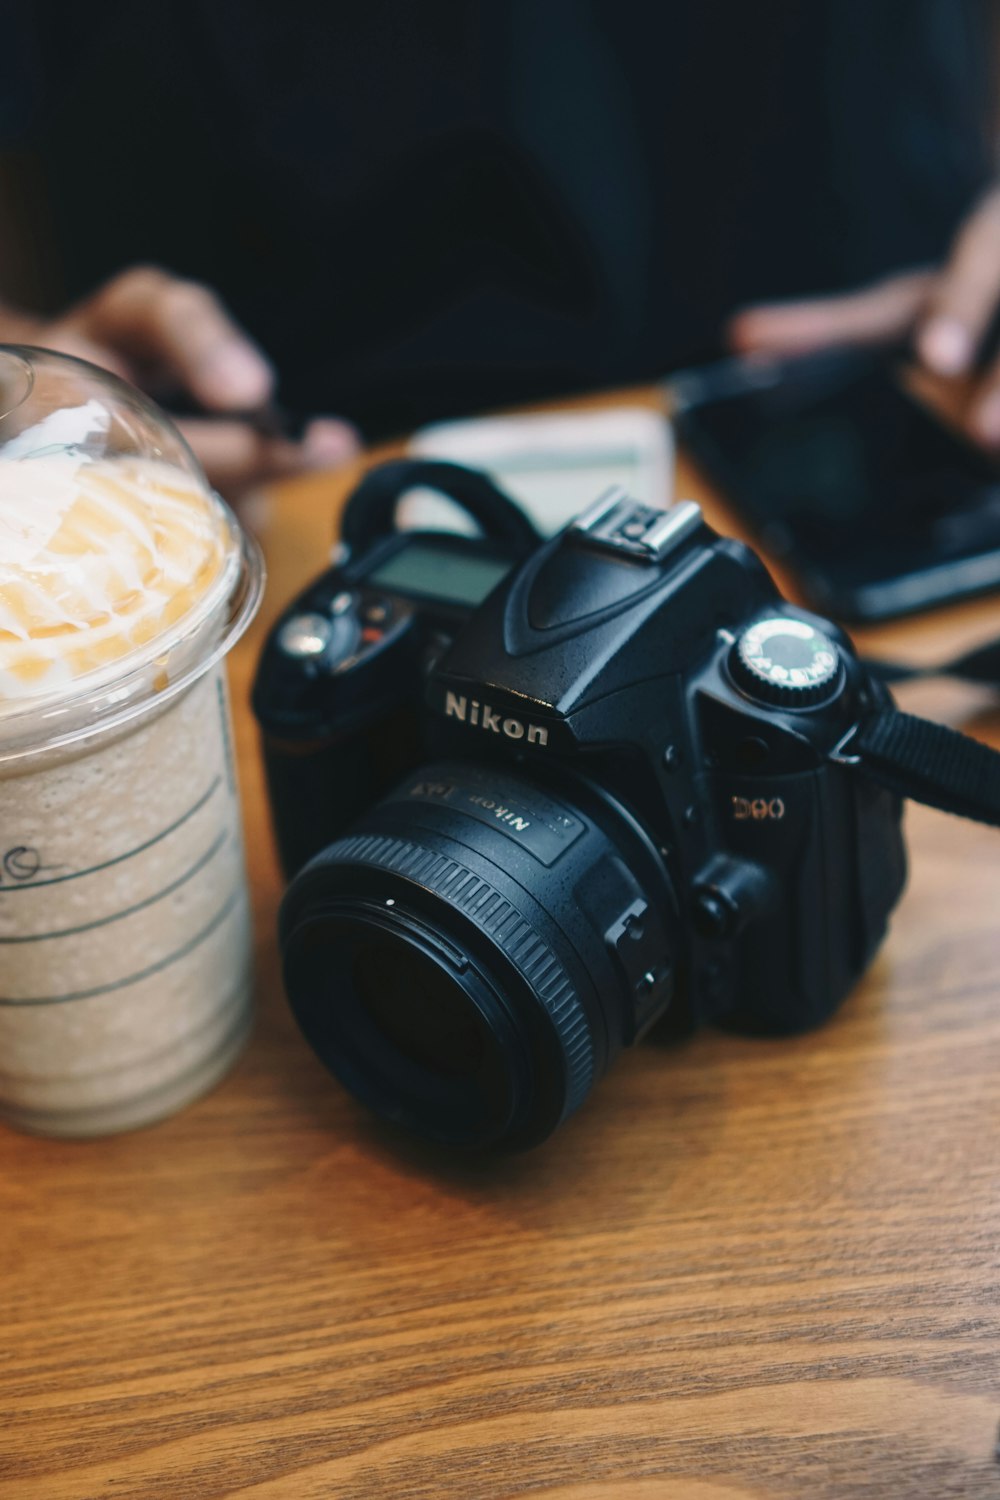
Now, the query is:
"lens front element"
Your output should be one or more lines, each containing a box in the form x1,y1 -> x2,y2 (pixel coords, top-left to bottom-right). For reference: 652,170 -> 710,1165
355,943 -> 487,1075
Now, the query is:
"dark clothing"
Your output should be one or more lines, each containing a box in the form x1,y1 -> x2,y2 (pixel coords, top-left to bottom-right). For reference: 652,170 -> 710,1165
4,2 -> 995,436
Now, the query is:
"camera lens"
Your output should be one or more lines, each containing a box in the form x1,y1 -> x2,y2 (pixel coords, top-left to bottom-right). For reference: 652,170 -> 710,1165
280,761 -> 677,1149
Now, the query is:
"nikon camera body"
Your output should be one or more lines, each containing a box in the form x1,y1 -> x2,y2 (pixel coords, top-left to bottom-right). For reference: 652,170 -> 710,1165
254,471 -> 906,1149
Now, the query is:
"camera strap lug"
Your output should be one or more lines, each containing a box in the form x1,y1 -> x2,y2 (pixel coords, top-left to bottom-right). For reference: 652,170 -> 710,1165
829,724 -> 862,766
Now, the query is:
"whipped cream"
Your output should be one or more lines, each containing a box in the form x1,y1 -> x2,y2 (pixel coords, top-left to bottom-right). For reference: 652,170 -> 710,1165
0,451 -> 231,702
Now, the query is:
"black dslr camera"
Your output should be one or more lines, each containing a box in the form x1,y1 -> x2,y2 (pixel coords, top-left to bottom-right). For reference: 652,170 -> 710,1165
254,460 -> 907,1149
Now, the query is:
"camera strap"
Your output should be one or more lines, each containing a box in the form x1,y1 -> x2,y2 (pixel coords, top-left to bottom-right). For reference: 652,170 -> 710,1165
831,634 -> 1000,824
339,458 -> 541,555
832,711 -> 1000,826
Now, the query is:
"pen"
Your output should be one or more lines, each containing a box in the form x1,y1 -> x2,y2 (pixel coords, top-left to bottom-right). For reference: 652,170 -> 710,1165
243,401 -> 309,444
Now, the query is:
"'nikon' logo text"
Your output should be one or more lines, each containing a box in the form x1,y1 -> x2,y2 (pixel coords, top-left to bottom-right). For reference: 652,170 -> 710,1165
444,692 -> 549,746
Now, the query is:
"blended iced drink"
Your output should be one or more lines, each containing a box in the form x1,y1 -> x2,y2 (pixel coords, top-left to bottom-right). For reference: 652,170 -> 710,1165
0,349 -> 262,1135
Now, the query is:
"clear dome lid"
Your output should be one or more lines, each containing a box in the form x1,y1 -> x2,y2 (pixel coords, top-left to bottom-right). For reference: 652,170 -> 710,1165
0,346 -> 263,760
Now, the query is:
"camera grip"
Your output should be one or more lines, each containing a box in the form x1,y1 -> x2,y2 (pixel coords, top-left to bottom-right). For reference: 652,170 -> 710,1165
707,765 -> 905,1034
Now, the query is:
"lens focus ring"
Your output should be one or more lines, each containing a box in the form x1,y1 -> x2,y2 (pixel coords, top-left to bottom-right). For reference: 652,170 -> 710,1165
313,830 -> 596,1122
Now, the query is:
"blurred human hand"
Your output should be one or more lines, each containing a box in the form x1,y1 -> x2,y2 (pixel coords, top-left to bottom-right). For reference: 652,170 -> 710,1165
0,265 -> 360,492
727,182 -> 1000,447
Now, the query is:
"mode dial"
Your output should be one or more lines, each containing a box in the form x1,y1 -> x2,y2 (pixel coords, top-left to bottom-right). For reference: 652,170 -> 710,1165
730,616 -> 842,708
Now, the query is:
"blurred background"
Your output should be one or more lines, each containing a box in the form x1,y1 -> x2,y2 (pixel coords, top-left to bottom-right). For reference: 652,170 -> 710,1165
0,1 -> 995,481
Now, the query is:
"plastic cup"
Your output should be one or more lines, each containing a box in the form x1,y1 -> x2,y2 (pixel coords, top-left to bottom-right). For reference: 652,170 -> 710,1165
0,348 -> 264,1135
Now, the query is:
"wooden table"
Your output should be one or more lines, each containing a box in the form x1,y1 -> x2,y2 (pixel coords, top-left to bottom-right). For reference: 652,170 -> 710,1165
4,391 -> 1000,1499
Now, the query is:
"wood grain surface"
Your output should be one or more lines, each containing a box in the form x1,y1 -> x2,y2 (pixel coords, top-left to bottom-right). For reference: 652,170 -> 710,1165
3,390 -> 1000,1499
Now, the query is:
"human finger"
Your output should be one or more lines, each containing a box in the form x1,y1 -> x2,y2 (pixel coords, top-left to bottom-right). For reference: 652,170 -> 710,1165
176,415 -> 361,495
0,306 -> 135,383
964,352 -> 1000,446
299,416 -> 362,466
917,185 -> 1000,377
63,265 -> 275,411
728,269 -> 934,356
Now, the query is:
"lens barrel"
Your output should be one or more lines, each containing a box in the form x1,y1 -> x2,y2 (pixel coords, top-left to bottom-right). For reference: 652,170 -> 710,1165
279,761 -> 676,1149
